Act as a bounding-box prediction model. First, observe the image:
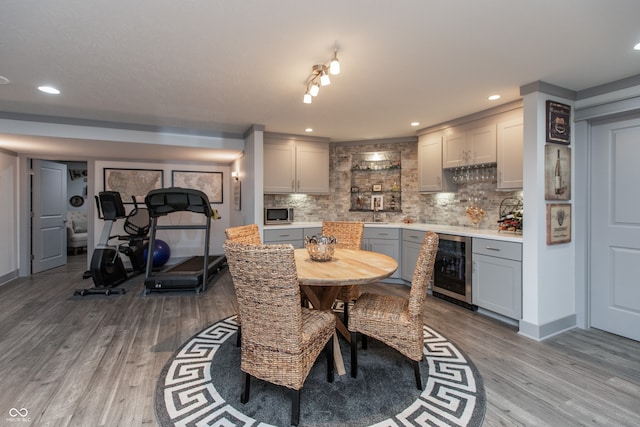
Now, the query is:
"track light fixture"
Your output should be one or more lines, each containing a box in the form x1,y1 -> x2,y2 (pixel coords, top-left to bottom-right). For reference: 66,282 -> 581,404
302,48 -> 341,104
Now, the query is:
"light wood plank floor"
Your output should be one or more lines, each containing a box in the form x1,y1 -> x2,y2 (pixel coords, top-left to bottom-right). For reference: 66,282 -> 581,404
0,255 -> 639,426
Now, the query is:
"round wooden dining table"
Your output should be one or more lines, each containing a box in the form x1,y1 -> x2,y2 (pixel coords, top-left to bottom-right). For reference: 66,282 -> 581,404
294,248 -> 398,337
294,247 -> 398,375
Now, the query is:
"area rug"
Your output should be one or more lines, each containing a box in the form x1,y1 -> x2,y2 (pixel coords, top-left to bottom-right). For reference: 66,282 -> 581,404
155,315 -> 486,426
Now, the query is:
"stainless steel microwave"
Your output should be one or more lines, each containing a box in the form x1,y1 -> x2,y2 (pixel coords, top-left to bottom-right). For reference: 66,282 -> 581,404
264,207 -> 294,224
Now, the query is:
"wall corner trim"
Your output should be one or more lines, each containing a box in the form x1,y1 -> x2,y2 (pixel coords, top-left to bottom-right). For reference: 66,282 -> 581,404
518,314 -> 577,341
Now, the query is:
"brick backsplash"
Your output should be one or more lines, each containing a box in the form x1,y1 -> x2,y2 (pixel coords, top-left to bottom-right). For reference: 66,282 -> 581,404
264,141 -> 522,229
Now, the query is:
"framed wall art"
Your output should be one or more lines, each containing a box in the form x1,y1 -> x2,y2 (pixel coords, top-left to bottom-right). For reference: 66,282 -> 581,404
171,170 -> 223,204
371,194 -> 383,211
547,203 -> 572,245
544,144 -> 571,200
546,100 -> 571,144
103,168 -> 163,204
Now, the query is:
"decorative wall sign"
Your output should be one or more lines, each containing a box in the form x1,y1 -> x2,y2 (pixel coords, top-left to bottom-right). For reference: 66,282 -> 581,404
547,203 -> 572,244
104,168 -> 163,203
544,144 -> 571,200
546,100 -> 571,144
171,170 -> 223,204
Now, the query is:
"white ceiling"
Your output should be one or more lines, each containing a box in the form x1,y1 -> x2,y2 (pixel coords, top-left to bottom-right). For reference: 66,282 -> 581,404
1,0 -> 639,162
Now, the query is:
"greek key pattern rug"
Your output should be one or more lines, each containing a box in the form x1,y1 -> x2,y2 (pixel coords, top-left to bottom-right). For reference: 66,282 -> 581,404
155,316 -> 485,426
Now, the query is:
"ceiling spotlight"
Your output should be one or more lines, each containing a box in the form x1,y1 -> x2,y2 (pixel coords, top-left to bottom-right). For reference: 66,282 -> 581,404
309,81 -> 320,97
411,122 -> 420,127
302,47 -> 341,104
0,75 -> 10,85
634,42 -> 640,50
38,85 -> 60,94
488,94 -> 501,101
320,68 -> 331,86
329,50 -> 340,75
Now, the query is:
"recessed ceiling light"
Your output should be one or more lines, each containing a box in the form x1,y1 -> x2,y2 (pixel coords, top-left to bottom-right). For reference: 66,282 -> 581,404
38,86 -> 60,94
305,128 -> 313,133
634,42 -> 640,50
488,94 -> 501,101
0,76 -> 10,85
411,122 -> 420,127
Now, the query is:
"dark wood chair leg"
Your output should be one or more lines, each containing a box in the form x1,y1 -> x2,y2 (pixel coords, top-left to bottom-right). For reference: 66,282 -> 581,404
326,336 -> 334,383
413,360 -> 423,390
236,325 -> 242,347
361,334 -> 368,350
350,331 -> 358,378
290,389 -> 301,426
241,372 -> 250,403
343,301 -> 349,328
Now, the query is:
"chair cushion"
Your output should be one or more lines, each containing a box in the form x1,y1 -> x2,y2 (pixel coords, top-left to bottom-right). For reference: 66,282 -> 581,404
72,219 -> 87,233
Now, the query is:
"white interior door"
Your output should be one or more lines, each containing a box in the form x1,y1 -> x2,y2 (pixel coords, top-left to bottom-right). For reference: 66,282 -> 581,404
32,159 -> 68,273
590,116 -> 640,341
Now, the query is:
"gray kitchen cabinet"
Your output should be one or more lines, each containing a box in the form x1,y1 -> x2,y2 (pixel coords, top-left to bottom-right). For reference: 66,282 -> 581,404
443,124 -> 496,168
264,226 -> 321,249
363,227 -> 401,279
418,132 -> 455,193
472,238 -> 522,319
401,229 -> 427,282
263,228 -> 304,248
496,117 -> 524,190
264,136 -> 329,194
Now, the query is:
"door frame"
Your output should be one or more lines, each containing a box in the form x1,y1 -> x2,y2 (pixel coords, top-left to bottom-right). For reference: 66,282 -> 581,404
574,99 -> 640,330
18,156 -> 95,277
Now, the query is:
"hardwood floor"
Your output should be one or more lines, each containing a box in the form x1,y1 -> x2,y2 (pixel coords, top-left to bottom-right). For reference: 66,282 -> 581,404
1,255 -> 638,426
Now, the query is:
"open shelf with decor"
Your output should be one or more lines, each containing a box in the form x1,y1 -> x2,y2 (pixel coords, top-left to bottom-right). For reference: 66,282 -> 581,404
349,151 -> 402,213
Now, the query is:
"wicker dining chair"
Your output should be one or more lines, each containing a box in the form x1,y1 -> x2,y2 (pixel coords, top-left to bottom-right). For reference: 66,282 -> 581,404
321,221 -> 364,327
224,223 -> 262,347
223,240 -> 336,426
225,223 -> 262,245
348,231 -> 439,390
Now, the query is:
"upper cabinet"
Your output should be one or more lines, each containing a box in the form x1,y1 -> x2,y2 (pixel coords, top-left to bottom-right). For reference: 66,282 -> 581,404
264,135 -> 329,194
443,124 -> 497,168
496,117 -> 524,190
418,132 -> 455,193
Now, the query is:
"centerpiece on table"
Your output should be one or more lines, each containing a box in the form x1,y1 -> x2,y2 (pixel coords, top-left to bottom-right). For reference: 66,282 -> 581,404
305,234 -> 337,261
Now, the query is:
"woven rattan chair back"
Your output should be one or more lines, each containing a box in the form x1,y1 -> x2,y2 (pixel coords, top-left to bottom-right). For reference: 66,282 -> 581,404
223,240 -> 335,425
408,231 -> 439,320
225,223 -> 262,245
348,231 -> 439,390
321,221 -> 364,249
223,241 -> 303,359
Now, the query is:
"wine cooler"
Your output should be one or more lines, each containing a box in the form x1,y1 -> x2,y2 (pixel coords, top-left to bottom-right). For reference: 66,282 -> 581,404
432,233 -> 475,309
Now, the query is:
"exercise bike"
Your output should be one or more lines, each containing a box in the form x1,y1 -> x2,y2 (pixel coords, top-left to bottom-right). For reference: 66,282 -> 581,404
74,191 -> 150,296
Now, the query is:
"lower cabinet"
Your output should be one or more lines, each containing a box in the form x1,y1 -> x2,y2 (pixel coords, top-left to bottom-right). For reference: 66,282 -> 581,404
263,227 -> 323,248
472,238 -> 522,319
264,228 -> 304,248
401,229 -> 427,281
363,227 -> 401,279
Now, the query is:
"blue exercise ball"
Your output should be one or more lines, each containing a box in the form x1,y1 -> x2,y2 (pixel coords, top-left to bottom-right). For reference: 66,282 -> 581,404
145,239 -> 171,267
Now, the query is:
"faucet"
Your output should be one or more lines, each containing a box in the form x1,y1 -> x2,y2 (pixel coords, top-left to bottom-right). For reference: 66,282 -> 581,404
372,206 -> 380,223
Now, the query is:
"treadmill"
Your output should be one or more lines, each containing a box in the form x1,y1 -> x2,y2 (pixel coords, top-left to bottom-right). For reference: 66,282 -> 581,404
143,187 -> 226,294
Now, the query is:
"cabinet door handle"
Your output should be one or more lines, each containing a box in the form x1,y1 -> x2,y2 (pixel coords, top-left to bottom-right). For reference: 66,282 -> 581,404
291,180 -> 295,191
485,246 -> 501,251
279,234 -> 291,237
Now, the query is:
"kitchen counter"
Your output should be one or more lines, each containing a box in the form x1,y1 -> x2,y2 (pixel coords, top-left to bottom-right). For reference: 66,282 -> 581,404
263,222 -> 522,242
